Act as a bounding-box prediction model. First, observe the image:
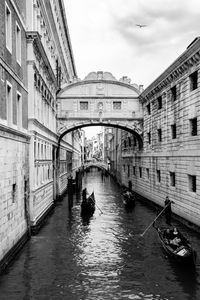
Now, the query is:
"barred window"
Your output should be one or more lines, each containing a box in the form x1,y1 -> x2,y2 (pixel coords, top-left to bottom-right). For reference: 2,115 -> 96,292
133,166 -> 136,175
170,172 -> 176,187
157,96 -> 162,109
128,137 -> 131,147
171,85 -> 177,101
146,168 -> 149,179
147,103 -> 151,115
157,170 -> 161,183
127,165 -> 130,177
190,71 -> 198,91
158,128 -> 162,142
190,118 -> 197,136
113,101 -> 121,110
188,175 -> 196,192
12,183 -> 16,203
80,101 -> 88,110
139,167 -> 142,178
147,132 -> 151,144
171,124 -> 177,139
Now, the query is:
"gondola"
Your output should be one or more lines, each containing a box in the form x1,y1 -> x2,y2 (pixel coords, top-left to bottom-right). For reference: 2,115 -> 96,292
122,190 -> 135,208
155,226 -> 197,266
81,191 -> 95,217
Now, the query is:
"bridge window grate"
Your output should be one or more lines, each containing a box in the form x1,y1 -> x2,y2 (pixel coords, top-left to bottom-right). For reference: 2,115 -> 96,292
80,101 -> 88,110
113,101 -> 121,110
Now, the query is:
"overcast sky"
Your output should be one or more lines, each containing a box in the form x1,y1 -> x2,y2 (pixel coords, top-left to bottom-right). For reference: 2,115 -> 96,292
64,0 -> 199,88
64,0 -> 200,138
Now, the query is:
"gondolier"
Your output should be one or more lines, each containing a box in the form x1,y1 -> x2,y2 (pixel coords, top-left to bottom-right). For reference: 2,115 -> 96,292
164,196 -> 173,225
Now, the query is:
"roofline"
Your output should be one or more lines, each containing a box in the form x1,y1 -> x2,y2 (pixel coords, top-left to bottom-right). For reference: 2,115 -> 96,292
140,37 -> 200,99
57,79 -> 140,97
58,0 -> 77,78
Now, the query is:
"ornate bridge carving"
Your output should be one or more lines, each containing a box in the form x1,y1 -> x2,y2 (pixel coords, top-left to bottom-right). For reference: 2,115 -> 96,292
57,72 -> 144,147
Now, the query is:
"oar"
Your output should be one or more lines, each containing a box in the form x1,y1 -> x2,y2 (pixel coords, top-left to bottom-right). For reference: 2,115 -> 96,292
140,201 -> 172,237
96,203 -> 103,215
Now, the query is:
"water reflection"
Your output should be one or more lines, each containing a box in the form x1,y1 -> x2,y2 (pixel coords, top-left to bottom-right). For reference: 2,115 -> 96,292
0,169 -> 200,300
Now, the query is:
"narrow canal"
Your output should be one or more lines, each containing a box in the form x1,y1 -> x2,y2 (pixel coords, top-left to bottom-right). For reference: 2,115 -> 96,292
0,169 -> 200,300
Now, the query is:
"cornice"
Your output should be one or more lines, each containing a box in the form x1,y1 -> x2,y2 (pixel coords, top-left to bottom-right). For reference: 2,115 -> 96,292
0,124 -> 30,143
58,0 -> 77,77
29,118 -> 58,139
57,79 -> 140,97
26,31 -> 57,88
140,37 -> 200,102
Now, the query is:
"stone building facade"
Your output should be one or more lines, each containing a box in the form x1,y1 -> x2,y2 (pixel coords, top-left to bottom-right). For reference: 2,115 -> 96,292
0,0 -> 29,264
116,37 -> 200,228
26,0 -> 78,231
0,0 -> 82,267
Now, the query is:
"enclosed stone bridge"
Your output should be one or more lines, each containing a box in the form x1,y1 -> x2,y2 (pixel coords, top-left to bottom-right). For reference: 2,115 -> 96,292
57,72 -> 144,147
83,161 -> 109,171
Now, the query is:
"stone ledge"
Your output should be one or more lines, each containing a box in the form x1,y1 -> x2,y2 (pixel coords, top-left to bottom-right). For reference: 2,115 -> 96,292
0,230 -> 30,274
31,203 -> 55,235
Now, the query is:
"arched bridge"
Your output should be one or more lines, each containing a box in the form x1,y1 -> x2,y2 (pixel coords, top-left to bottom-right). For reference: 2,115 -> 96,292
57,71 -> 144,147
83,161 -> 109,171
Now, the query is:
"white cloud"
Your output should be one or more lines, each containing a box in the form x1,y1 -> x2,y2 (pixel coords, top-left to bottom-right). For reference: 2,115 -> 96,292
64,0 -> 200,87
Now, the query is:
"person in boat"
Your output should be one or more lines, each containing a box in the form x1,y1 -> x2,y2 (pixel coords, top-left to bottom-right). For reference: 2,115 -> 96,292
82,188 -> 88,203
124,190 -> 132,198
164,227 -> 181,248
164,196 -> 174,225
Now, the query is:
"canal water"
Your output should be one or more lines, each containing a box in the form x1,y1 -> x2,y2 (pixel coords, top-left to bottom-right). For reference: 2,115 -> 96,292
0,169 -> 200,300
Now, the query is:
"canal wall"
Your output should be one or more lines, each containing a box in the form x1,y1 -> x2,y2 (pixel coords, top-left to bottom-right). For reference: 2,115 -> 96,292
0,133 -> 30,271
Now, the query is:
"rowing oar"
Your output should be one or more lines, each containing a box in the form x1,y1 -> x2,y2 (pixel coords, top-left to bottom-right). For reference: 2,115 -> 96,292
140,201 -> 173,237
96,203 -> 103,215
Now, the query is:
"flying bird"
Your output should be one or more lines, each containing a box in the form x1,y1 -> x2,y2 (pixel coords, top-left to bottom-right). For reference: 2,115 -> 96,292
136,24 -> 147,28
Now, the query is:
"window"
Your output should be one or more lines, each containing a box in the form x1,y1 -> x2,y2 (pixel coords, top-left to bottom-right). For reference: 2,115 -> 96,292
80,101 -> 88,110
5,2 -> 12,52
157,96 -> 162,109
113,101 -> 121,110
157,170 -> 161,183
147,132 -> 151,144
188,175 -> 196,192
16,22 -> 21,64
170,172 -> 176,187
158,128 -> 162,142
171,124 -> 177,139
133,137 -> 137,146
147,103 -> 151,115
6,81 -> 12,125
12,183 -> 16,203
124,140 -> 127,148
128,137 -> 131,147
190,118 -> 197,136
17,92 -> 22,129
133,166 -> 136,175
171,86 -> 177,101
146,168 -> 149,179
139,167 -> 142,178
123,165 -> 125,172
190,71 -> 198,91
127,165 -> 130,177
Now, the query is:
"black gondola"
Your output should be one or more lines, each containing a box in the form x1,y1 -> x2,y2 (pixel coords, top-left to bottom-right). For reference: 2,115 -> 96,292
155,226 -> 197,266
122,190 -> 135,208
81,191 -> 95,217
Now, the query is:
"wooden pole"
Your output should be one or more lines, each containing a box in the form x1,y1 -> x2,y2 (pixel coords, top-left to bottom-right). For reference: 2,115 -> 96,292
140,201 -> 171,237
